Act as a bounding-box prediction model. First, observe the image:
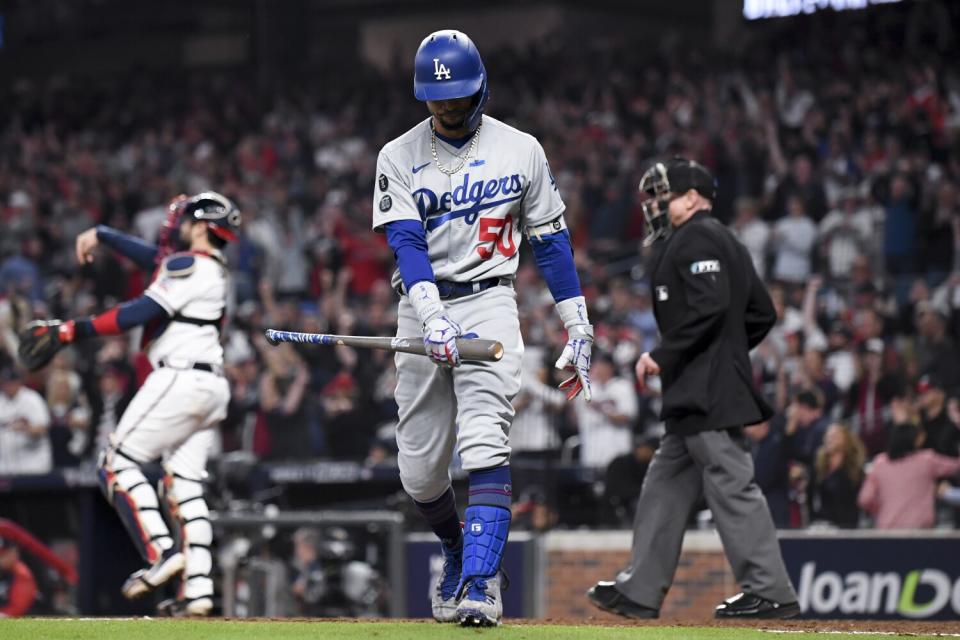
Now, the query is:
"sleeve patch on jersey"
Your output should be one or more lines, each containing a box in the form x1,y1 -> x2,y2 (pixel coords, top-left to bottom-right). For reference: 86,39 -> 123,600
378,174 -> 389,192
163,254 -> 196,277
690,259 -> 720,275
379,195 -> 393,212
525,216 -> 568,240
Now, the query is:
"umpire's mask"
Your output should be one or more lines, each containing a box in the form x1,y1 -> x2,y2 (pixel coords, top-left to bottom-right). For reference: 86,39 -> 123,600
639,162 -> 673,246
639,158 -> 717,246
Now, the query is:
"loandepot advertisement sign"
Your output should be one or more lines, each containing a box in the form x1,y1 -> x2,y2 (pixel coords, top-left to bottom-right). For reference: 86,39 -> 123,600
781,536 -> 960,620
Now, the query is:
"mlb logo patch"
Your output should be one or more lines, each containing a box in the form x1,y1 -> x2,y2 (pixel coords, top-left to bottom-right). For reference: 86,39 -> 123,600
690,260 -> 720,275
656,286 -> 669,301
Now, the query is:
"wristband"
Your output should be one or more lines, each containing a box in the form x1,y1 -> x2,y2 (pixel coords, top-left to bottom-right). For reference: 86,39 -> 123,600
408,281 -> 446,326
556,295 -> 590,329
58,320 -> 77,344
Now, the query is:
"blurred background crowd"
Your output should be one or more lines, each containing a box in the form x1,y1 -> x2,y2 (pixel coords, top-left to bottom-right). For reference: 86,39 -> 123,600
1,0 -> 960,535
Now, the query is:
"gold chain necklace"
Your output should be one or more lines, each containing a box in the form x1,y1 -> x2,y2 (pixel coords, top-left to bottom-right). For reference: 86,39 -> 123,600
430,118 -> 482,176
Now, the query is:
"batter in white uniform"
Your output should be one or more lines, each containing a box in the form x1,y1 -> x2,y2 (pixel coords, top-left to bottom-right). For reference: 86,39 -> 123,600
61,192 -> 241,616
373,29 -> 594,626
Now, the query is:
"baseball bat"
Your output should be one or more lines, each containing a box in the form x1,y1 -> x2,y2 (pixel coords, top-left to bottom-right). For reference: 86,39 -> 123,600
264,329 -> 504,362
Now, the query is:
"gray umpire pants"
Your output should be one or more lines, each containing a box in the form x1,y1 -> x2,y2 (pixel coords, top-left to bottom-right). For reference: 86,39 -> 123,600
615,429 -> 797,608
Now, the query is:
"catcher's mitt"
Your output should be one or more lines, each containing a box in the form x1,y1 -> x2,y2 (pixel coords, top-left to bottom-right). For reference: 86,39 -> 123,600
18,320 -> 69,372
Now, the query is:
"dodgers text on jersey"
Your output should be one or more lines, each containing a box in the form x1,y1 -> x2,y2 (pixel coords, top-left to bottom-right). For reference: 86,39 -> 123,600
413,172 -> 524,232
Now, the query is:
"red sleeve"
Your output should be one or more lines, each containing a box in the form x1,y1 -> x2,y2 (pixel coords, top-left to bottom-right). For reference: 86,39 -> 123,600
91,307 -> 121,335
0,563 -> 37,617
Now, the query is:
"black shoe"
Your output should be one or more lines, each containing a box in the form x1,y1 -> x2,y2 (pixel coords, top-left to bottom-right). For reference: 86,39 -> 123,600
587,582 -> 659,619
157,596 -> 214,617
715,592 -> 800,619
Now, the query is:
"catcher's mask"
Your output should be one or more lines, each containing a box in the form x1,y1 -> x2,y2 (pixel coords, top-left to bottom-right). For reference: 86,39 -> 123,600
639,158 -> 716,245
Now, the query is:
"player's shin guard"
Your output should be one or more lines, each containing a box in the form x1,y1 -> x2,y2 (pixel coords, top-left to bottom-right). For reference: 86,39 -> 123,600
97,448 -> 174,564
460,504 -> 511,585
162,470 -> 214,603
456,466 -> 512,626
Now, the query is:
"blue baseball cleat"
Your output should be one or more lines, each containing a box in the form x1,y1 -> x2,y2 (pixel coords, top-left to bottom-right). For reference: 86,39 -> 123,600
456,572 -> 507,627
432,540 -> 463,623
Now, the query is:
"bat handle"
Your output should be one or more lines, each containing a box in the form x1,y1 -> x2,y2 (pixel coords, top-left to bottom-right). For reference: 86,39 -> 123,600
265,329 -> 326,346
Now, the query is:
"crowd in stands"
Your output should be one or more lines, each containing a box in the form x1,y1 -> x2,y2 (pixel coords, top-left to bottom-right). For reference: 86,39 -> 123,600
1,1 -> 960,530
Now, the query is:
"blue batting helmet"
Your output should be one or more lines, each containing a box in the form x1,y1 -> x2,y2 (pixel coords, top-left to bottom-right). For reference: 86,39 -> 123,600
414,29 -> 488,130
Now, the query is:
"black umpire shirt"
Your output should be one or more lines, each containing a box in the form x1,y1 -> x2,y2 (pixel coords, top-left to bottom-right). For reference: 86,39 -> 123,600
648,211 -> 776,436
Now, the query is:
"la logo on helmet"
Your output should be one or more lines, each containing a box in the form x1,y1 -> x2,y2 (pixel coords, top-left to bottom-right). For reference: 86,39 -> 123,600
433,58 -> 451,80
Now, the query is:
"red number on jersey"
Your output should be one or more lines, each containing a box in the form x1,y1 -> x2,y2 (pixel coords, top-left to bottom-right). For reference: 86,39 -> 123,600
476,214 -> 517,260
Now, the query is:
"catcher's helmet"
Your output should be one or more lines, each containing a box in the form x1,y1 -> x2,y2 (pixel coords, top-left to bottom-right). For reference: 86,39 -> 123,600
638,157 -> 716,245
182,191 -> 242,243
414,29 -> 488,131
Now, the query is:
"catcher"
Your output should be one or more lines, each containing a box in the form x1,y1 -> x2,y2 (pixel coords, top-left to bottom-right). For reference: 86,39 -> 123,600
19,192 -> 240,616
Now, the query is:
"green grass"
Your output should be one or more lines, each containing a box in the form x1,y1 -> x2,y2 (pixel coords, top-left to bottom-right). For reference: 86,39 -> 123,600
0,619 -> 945,640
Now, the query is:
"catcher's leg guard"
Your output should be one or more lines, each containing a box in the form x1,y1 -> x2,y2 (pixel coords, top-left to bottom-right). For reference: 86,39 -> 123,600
162,469 -> 214,603
97,447 -> 174,564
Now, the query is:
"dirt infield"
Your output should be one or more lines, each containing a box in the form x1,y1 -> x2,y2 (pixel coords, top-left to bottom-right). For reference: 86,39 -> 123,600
527,617 -> 960,634
238,617 -> 960,634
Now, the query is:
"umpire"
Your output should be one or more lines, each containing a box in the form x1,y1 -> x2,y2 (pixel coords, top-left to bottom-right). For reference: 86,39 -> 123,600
587,158 -> 799,619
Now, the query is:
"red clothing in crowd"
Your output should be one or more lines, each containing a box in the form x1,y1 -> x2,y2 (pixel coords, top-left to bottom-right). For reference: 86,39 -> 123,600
338,230 -> 389,296
0,561 -> 37,617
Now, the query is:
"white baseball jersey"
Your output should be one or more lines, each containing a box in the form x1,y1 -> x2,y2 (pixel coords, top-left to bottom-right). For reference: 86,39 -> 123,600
372,116 -> 566,288
0,385 -> 52,474
143,251 -> 228,368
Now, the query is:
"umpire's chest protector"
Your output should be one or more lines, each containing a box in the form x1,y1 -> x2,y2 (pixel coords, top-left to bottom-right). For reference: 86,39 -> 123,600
647,214 -> 774,435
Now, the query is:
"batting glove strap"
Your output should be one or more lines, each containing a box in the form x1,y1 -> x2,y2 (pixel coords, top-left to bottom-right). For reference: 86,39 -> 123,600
408,281 -> 446,326
555,295 -> 590,329
423,315 -> 463,367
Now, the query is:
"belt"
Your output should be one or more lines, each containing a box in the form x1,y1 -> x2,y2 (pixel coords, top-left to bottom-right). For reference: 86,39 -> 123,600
399,277 -> 512,300
158,360 -> 223,376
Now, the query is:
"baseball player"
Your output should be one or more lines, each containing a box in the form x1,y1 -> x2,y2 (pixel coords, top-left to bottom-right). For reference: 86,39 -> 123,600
372,30 -> 593,626
18,192 -> 241,616
586,159 -> 798,619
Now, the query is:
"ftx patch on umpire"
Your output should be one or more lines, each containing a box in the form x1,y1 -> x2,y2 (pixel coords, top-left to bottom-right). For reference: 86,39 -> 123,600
690,260 -> 720,275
